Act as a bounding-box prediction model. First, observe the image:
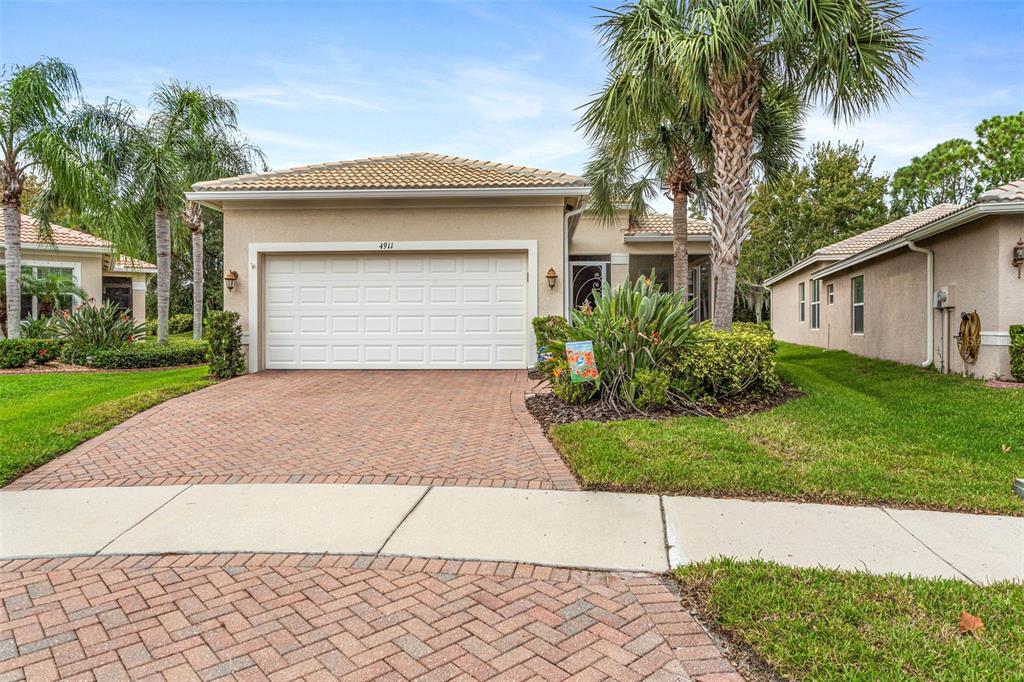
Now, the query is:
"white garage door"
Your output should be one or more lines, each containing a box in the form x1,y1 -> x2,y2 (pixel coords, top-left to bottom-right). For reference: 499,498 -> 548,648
263,252 -> 530,369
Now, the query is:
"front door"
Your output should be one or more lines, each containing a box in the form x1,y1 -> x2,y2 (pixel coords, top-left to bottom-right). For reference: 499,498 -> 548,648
570,261 -> 607,310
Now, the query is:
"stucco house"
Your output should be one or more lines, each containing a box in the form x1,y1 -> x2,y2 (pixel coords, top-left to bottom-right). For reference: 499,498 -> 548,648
0,215 -> 154,331
187,152 -> 710,371
765,180 -> 1024,379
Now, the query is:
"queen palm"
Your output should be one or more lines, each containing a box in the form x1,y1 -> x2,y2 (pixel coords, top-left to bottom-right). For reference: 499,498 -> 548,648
104,82 -> 262,344
181,134 -> 263,339
0,58 -> 112,338
605,0 -> 923,329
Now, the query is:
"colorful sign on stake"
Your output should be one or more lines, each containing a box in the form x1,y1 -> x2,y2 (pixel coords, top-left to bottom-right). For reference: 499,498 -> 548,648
565,340 -> 598,383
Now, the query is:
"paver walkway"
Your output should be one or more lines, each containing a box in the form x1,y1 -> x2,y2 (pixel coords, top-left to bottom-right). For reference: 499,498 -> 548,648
0,554 -> 740,681
7,370 -> 577,492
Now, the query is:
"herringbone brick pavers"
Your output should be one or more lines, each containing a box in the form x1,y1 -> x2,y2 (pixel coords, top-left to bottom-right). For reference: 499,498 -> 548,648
0,554 -> 740,681
7,370 -> 579,492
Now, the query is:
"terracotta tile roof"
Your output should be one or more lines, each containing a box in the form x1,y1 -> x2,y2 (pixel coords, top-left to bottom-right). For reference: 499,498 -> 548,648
17,214 -> 109,248
978,178 -> 1024,203
4,214 -> 155,271
193,152 -> 587,192
814,203 -> 965,257
625,212 -> 710,236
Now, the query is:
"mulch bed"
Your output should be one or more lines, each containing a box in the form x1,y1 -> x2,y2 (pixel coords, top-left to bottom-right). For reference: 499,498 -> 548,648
525,379 -> 802,430
986,379 -> 1024,389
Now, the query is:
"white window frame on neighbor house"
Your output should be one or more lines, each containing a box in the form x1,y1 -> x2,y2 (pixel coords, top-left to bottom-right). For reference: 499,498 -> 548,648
798,282 -> 806,323
851,275 -> 865,335
827,283 -> 834,305
810,280 -> 821,330
1,260 -> 82,319
245,239 -> 539,373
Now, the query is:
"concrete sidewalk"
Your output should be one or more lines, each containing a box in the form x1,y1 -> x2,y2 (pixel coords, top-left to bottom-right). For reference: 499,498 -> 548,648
1,484 -> 1020,583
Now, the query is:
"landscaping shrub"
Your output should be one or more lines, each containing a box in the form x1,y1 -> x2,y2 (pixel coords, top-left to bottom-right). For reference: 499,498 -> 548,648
532,315 -> 571,351
673,327 -> 781,400
0,339 -> 62,369
543,276 -> 700,411
732,321 -> 772,336
52,302 -> 146,365
145,313 -> 194,337
20,316 -> 57,339
88,340 -> 209,369
1010,324 -> 1024,382
205,310 -> 246,379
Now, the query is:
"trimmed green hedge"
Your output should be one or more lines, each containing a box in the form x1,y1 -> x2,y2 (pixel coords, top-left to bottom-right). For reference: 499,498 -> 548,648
0,339 -> 63,369
87,340 -> 209,369
206,311 -> 246,379
145,313 -> 194,337
673,327 -> 781,400
1010,324 -> 1023,382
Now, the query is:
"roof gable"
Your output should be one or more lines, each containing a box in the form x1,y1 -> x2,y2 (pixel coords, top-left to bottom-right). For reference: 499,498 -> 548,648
192,152 -> 587,193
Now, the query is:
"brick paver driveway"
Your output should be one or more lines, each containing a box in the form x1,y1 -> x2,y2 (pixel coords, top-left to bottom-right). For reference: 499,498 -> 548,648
0,554 -> 740,681
9,370 -> 577,491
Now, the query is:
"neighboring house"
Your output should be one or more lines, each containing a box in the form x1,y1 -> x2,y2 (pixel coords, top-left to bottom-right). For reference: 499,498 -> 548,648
0,215 -> 154,331
765,180 -> 1024,379
187,152 -> 710,371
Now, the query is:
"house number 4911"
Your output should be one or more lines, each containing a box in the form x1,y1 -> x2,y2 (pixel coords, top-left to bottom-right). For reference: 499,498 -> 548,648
378,242 -> 395,250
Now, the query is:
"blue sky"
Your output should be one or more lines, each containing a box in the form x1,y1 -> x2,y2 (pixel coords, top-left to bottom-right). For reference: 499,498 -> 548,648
3,0 -> 1023,209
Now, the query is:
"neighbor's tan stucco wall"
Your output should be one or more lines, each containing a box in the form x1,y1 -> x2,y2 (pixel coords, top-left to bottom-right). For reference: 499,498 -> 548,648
17,247 -> 104,305
770,212 -> 1024,379
221,196 -> 569,354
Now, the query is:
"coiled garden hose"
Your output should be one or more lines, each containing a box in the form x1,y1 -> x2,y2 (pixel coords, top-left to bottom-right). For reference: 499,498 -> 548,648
957,310 -> 981,365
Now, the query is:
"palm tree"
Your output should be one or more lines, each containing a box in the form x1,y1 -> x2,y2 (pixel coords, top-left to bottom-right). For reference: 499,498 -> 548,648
102,82 -> 262,344
657,0 -> 924,329
579,2 -> 713,297
0,58 -> 112,338
181,136 -> 262,339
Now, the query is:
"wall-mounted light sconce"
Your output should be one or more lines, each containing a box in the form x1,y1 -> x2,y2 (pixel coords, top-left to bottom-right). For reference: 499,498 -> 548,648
1013,239 -> 1024,279
224,269 -> 239,292
546,267 -> 558,289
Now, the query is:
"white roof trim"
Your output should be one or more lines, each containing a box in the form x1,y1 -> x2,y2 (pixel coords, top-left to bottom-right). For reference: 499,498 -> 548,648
185,186 -> 590,205
813,201 -> 1023,279
763,254 -> 842,286
12,242 -> 110,255
623,234 -> 711,243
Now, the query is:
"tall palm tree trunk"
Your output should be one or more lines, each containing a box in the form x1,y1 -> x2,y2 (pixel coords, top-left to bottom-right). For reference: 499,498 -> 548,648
670,191 -> 689,296
708,67 -> 760,331
2,203 -> 21,339
154,208 -> 171,344
184,202 -> 204,339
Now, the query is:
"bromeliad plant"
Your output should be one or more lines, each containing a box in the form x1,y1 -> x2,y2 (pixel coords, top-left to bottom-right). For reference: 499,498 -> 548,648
546,275 -> 702,412
50,302 -> 146,364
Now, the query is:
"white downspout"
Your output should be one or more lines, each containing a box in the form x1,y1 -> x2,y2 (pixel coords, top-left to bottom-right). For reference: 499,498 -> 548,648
563,201 -> 586,321
906,241 -> 933,367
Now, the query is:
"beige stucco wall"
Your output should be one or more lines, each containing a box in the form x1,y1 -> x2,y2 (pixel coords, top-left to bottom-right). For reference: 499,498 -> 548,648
570,211 -> 712,287
769,213 -> 1024,379
220,196 -> 569,360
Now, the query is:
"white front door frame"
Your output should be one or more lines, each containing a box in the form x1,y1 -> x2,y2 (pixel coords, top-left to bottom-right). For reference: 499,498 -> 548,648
246,239 -> 539,372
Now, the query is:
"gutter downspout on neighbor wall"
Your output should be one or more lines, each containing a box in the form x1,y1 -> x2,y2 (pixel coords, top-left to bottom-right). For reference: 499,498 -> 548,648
563,201 -> 587,321
906,241 -> 934,368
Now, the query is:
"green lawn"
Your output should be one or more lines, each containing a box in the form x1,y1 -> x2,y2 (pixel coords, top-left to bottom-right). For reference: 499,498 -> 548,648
0,367 -> 214,485
142,331 -> 195,344
550,343 -> 1023,514
676,559 -> 1024,681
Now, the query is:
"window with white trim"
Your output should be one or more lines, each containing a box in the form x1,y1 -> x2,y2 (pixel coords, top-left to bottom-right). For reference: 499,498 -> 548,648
798,282 -> 806,322
851,275 -> 865,334
0,264 -> 77,319
827,283 -> 834,305
810,280 -> 821,329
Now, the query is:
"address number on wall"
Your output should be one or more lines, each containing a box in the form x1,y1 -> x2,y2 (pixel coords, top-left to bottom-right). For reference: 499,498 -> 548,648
378,242 -> 395,250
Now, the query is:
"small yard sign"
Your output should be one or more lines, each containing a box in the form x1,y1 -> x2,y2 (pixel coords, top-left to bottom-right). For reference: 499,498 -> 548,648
565,341 -> 598,383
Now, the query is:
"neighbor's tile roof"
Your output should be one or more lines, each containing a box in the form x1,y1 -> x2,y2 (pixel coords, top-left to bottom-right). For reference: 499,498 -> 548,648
977,178 -> 1024,203
625,212 -> 710,236
193,152 -> 587,192
17,214 -> 109,248
5,214 -> 156,271
814,203 -> 965,257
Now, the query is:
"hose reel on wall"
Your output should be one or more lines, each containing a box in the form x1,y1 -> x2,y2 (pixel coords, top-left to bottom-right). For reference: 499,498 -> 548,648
957,310 -> 981,365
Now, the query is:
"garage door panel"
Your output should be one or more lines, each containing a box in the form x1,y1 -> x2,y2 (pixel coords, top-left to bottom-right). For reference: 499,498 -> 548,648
265,252 -> 529,369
